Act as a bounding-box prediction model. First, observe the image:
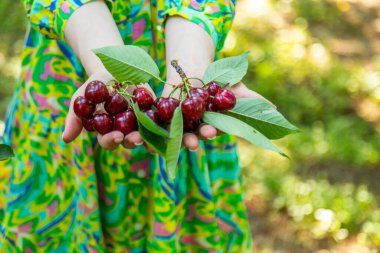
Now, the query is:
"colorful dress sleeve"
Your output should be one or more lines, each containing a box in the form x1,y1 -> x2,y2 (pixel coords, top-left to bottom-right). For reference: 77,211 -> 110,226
21,0 -> 110,40
163,0 -> 236,51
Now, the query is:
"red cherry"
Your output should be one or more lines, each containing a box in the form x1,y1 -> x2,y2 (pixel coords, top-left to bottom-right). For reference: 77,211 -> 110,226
206,81 -> 222,96
73,96 -> 95,119
85,80 -> 109,104
206,102 -> 217,112
157,97 -> 180,123
114,110 -> 138,135
104,92 -> 130,115
82,117 -> 95,131
184,118 -> 200,132
93,113 -> 114,135
133,87 -> 155,109
212,89 -> 236,111
190,88 -> 210,105
154,97 -> 165,108
143,109 -> 160,124
181,97 -> 206,121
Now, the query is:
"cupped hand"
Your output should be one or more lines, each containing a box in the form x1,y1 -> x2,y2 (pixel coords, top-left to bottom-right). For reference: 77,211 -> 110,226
161,81 -> 274,150
62,71 -> 155,150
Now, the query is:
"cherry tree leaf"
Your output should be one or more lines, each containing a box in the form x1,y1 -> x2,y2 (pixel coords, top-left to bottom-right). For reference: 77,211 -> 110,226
203,112 -> 287,157
93,45 -> 163,84
225,98 -> 300,139
137,122 -> 167,157
202,52 -> 249,87
165,107 -> 183,181
133,103 -> 169,138
0,144 -> 14,161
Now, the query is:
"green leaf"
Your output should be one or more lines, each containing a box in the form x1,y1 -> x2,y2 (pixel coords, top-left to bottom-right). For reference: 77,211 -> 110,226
93,45 -> 162,83
138,122 -> 167,157
203,112 -> 286,157
133,103 -> 169,138
0,144 -> 14,161
203,52 -> 249,87
225,98 -> 300,139
165,107 -> 183,181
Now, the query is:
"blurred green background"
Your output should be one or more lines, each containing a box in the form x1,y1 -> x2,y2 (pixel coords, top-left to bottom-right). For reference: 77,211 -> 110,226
1,0 -> 380,252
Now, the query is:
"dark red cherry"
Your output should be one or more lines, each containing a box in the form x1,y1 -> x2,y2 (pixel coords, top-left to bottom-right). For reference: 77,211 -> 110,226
212,89 -> 236,111
207,81 -> 222,96
82,117 -> 95,131
73,96 -> 95,119
154,97 -> 165,108
104,92 -> 130,115
114,110 -> 138,135
143,109 -> 160,124
190,88 -> 210,105
206,102 -> 217,112
157,97 -> 180,123
184,118 -> 200,132
93,113 -> 114,135
85,80 -> 109,104
133,87 -> 155,109
181,97 -> 206,121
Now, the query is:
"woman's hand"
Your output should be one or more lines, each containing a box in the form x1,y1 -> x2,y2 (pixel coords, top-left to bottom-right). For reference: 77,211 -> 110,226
62,71 -> 157,150
63,1 -> 153,150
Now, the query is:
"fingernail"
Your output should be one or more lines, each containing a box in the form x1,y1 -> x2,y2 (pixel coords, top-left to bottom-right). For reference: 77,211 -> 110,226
207,136 -> 216,140
134,142 -> 144,146
189,148 -> 197,152
115,138 -> 123,144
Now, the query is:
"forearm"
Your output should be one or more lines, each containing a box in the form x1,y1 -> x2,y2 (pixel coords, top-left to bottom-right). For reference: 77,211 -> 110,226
64,1 -> 123,76
165,17 -> 215,84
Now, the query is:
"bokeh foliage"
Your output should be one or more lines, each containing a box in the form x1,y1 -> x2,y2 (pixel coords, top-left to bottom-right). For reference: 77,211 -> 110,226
227,0 -> 380,252
1,0 -> 380,252
0,0 -> 24,119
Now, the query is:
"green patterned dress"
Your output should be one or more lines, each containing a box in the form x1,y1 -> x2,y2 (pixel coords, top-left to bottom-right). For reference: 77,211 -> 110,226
0,0 -> 253,252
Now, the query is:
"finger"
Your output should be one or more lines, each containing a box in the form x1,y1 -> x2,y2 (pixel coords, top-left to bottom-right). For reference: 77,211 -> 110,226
123,131 -> 143,149
199,124 -> 217,141
97,131 -> 124,150
183,133 -> 199,151
63,113 -> 83,143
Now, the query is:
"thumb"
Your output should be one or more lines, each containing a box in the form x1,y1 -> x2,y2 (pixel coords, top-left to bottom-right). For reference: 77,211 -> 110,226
63,87 -> 86,143
62,110 -> 83,143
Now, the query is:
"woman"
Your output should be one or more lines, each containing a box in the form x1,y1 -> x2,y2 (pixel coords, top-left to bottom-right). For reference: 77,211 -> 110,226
1,0 -> 263,251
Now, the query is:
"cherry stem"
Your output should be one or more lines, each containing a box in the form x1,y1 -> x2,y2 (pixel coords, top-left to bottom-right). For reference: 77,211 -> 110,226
184,82 -> 191,97
126,96 -> 134,107
168,86 -> 179,98
186,77 -> 205,86
118,91 -> 135,99
164,81 -> 178,88
170,60 -> 191,97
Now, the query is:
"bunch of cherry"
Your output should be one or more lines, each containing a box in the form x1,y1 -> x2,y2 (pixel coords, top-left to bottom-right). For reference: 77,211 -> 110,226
73,79 -> 236,135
